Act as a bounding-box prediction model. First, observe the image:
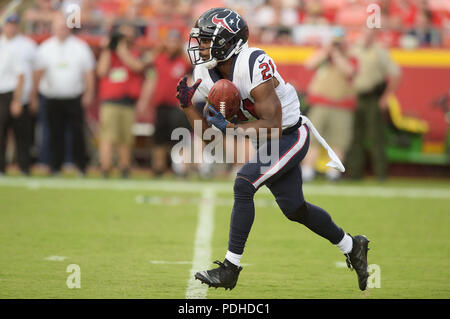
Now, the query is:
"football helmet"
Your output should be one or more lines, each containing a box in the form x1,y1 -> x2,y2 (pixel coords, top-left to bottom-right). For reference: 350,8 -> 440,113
187,8 -> 249,69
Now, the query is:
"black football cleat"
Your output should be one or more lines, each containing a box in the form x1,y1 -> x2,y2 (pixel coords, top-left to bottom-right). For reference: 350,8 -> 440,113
195,259 -> 242,290
345,234 -> 370,291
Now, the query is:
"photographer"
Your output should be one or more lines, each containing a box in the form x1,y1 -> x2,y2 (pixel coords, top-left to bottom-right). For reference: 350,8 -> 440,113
136,29 -> 192,177
301,28 -> 357,182
97,24 -> 145,178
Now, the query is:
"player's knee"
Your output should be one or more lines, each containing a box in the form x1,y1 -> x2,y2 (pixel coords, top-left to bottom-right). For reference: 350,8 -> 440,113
233,176 -> 256,200
286,202 -> 309,224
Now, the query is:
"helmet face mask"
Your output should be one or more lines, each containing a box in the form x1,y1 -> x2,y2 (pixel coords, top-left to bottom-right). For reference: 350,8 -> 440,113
187,8 -> 248,69
187,29 -> 222,69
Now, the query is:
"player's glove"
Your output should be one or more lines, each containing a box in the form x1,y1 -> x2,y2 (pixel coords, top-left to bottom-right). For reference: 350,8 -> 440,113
176,76 -> 202,108
204,104 -> 229,133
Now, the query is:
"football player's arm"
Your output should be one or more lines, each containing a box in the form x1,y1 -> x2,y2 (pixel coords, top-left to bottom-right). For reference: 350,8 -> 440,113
183,101 -> 211,138
229,79 -> 282,138
176,76 -> 211,139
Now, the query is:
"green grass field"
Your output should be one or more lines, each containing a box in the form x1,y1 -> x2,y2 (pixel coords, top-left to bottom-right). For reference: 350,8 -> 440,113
0,176 -> 449,299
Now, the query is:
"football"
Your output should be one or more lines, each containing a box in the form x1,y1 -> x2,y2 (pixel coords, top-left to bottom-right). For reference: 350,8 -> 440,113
207,79 -> 241,120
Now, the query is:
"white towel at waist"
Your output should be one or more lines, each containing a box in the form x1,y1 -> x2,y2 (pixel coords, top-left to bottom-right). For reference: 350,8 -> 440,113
300,115 -> 346,173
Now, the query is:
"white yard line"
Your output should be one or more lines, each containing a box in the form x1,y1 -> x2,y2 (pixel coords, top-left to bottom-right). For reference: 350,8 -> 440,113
185,188 -> 216,299
150,261 -> 192,265
136,195 -> 277,208
150,260 -> 252,266
44,256 -> 68,261
0,177 -> 449,199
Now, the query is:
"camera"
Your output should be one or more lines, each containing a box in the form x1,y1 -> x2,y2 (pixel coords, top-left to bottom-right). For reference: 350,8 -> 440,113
108,31 -> 124,51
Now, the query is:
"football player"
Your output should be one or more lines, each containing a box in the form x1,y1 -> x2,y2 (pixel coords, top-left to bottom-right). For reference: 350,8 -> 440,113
176,8 -> 370,291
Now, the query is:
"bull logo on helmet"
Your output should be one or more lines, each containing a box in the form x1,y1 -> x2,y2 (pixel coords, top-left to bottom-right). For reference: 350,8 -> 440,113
211,10 -> 241,34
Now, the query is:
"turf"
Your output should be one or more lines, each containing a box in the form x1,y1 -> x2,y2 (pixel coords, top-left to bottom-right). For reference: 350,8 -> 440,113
0,176 -> 449,299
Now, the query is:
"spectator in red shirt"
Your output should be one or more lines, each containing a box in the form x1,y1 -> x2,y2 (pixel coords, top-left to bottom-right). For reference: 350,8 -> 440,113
97,23 -> 146,178
137,29 -> 192,176
388,0 -> 418,28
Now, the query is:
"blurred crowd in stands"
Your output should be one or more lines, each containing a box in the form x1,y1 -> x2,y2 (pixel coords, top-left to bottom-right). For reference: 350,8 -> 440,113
0,0 -> 448,180
20,0 -> 450,48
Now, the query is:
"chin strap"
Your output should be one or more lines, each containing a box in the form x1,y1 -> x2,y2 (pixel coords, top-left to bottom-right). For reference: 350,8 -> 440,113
203,58 -> 218,69
301,115 -> 345,173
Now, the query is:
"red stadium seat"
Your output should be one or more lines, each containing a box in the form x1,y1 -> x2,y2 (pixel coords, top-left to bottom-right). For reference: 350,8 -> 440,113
96,0 -> 122,15
334,3 -> 367,28
320,0 -> 346,10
